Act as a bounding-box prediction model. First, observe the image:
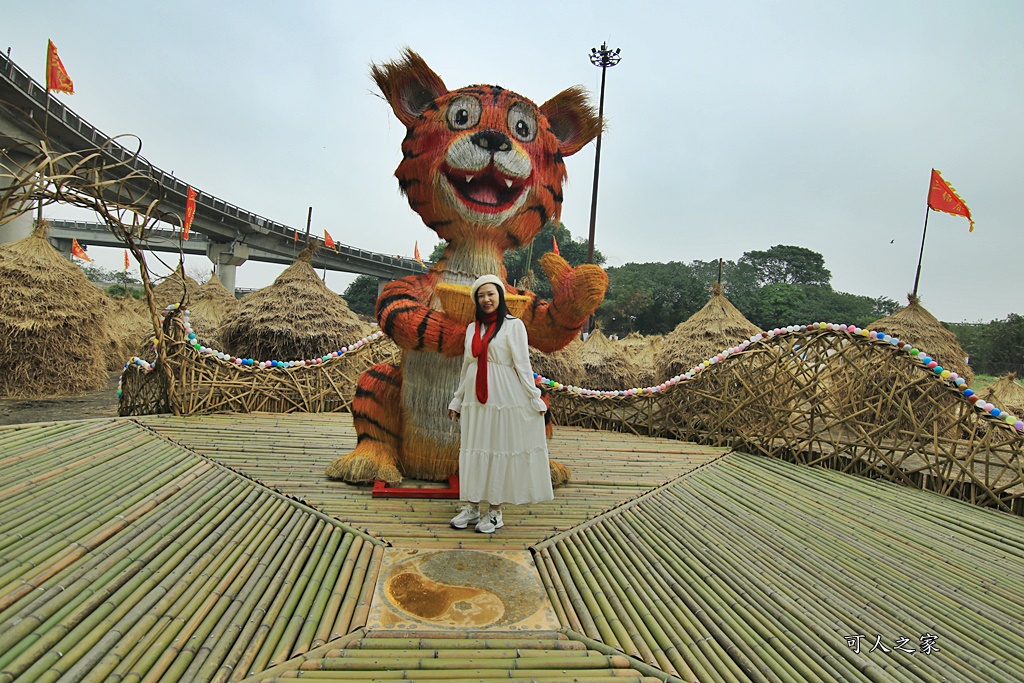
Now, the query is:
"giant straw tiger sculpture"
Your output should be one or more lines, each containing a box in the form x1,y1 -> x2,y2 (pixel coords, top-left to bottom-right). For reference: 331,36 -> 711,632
325,49 -> 607,485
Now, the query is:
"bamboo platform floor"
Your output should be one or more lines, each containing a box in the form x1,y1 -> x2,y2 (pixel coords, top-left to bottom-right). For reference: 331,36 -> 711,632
136,412 -> 729,551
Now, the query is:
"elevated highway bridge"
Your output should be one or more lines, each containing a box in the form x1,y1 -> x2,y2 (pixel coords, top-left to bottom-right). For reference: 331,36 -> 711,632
0,51 -> 427,292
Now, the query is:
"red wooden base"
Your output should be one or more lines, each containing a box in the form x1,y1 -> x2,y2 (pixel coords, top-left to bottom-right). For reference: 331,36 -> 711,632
372,474 -> 460,499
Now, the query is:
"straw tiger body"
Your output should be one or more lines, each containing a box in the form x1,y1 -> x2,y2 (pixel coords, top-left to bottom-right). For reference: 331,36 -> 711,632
326,49 -> 604,485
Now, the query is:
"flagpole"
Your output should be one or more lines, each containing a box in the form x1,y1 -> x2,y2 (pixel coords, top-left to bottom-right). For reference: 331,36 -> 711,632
36,88 -> 52,225
911,172 -> 932,298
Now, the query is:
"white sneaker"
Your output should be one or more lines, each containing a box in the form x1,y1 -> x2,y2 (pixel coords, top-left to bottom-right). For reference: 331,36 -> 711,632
475,509 -> 503,534
450,504 -> 480,529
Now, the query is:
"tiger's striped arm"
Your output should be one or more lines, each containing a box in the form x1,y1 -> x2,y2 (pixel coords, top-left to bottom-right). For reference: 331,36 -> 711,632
375,275 -> 467,357
519,252 -> 608,353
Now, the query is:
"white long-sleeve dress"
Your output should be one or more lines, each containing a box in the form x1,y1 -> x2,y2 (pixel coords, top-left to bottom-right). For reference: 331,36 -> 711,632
448,316 -> 554,505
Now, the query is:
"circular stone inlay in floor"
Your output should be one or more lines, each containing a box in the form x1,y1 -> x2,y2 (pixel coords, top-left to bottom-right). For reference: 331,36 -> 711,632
381,550 -> 546,628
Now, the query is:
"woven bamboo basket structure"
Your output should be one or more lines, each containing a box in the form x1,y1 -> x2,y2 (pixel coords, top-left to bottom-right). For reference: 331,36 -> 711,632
119,310 -> 399,416
0,221 -> 113,397
434,281 -> 532,324
549,326 -> 1024,515
656,283 -> 761,383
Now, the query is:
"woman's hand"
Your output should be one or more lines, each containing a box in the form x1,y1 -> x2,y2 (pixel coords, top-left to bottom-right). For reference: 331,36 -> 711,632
448,409 -> 459,420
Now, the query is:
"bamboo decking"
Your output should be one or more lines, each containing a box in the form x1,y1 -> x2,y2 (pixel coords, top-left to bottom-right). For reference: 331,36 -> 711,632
3,412 -> 1024,682
135,413 -> 726,551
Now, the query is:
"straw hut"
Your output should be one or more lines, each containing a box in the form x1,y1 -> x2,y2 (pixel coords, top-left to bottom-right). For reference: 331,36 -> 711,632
0,221 -> 110,397
867,294 -> 973,382
530,338 -> 585,386
979,374 -> 1024,419
656,283 -> 762,383
188,272 -> 239,330
103,295 -> 153,369
579,325 -> 641,390
618,332 -> 661,387
152,263 -> 201,311
218,243 -> 369,361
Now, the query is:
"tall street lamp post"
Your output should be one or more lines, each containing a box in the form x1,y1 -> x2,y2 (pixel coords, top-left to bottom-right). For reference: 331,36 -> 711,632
585,42 -> 621,266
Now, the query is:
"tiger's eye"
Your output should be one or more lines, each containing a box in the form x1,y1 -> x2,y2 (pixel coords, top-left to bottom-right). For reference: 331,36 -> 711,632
446,95 -> 482,131
507,102 -> 537,142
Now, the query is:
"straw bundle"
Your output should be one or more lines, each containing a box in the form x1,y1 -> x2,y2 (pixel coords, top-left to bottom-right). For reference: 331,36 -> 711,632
579,326 -> 641,390
868,293 -> 973,382
102,295 -> 152,369
188,272 -> 239,328
656,284 -> 761,382
151,263 -> 201,310
619,332 -> 661,386
980,374 -> 1024,419
530,338 -> 585,386
0,221 -> 109,397
219,243 -> 370,361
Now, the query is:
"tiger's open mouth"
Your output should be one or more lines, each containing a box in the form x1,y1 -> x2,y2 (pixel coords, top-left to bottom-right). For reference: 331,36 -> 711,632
443,164 -> 528,214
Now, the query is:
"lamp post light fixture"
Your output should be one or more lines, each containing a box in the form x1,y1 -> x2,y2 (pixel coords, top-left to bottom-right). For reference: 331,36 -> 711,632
585,41 -> 621,267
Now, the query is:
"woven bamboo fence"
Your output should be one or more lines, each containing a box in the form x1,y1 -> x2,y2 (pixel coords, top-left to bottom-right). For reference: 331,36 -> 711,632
119,309 -> 399,416
548,326 -> 1024,515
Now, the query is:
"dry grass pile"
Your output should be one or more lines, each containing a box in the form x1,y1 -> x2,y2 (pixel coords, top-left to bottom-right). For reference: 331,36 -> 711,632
0,221 -> 110,397
618,332 -> 661,386
530,338 -> 585,386
868,293 -> 973,382
219,243 -> 370,361
189,272 -> 239,329
152,263 -> 201,310
979,374 -> 1024,418
656,284 -> 762,382
103,295 -> 152,369
579,326 -> 641,390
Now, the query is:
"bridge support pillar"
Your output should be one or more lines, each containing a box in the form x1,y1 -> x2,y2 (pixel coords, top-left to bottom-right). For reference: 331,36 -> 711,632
207,240 -> 249,296
0,149 -> 37,245
378,277 -> 390,297
49,236 -> 74,261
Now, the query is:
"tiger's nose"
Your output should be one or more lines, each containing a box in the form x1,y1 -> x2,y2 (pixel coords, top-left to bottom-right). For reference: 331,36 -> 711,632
471,130 -> 512,152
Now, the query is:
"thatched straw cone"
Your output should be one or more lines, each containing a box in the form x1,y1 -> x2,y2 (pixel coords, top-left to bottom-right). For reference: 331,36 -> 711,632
103,295 -> 152,370
656,284 -> 761,383
152,263 -> 201,310
188,272 -> 239,329
530,338 -> 584,386
618,332 -> 661,386
218,242 -> 369,361
0,221 -> 110,397
867,293 -> 973,382
579,325 -> 641,390
979,374 -> 1024,418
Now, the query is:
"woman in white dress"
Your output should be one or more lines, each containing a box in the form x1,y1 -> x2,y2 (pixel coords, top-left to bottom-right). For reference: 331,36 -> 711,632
447,274 -> 553,533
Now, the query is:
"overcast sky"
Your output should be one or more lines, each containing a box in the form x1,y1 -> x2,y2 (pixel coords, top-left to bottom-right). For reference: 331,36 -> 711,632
8,1 -> 1022,323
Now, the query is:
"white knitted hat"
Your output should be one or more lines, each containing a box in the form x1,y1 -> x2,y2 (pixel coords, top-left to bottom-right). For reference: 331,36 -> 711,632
469,274 -> 505,301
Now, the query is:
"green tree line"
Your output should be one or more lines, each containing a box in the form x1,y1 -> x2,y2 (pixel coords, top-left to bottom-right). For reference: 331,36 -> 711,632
342,231 -> 1018,375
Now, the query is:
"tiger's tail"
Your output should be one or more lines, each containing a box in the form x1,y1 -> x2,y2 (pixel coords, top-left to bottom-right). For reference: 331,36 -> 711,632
325,363 -> 404,484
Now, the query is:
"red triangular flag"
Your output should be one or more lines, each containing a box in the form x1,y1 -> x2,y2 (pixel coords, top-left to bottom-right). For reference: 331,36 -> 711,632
928,169 -> 974,232
414,240 -> 423,265
183,186 -> 197,240
71,237 -> 92,262
124,249 -> 131,271
324,229 -> 336,249
46,40 -> 74,94
552,235 -> 560,255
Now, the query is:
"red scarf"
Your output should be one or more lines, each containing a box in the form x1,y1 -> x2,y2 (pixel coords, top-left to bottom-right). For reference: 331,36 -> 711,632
472,312 -> 499,404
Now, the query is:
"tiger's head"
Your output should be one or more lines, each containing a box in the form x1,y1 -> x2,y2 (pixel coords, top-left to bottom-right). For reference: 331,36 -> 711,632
372,49 -> 601,251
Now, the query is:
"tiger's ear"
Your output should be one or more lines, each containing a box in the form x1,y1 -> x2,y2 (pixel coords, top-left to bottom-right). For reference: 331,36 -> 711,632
371,48 -> 448,128
540,86 -> 602,157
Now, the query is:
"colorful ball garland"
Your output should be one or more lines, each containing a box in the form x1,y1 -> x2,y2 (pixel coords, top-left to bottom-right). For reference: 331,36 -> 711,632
117,304 -> 386,399
530,321 -> 1023,433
